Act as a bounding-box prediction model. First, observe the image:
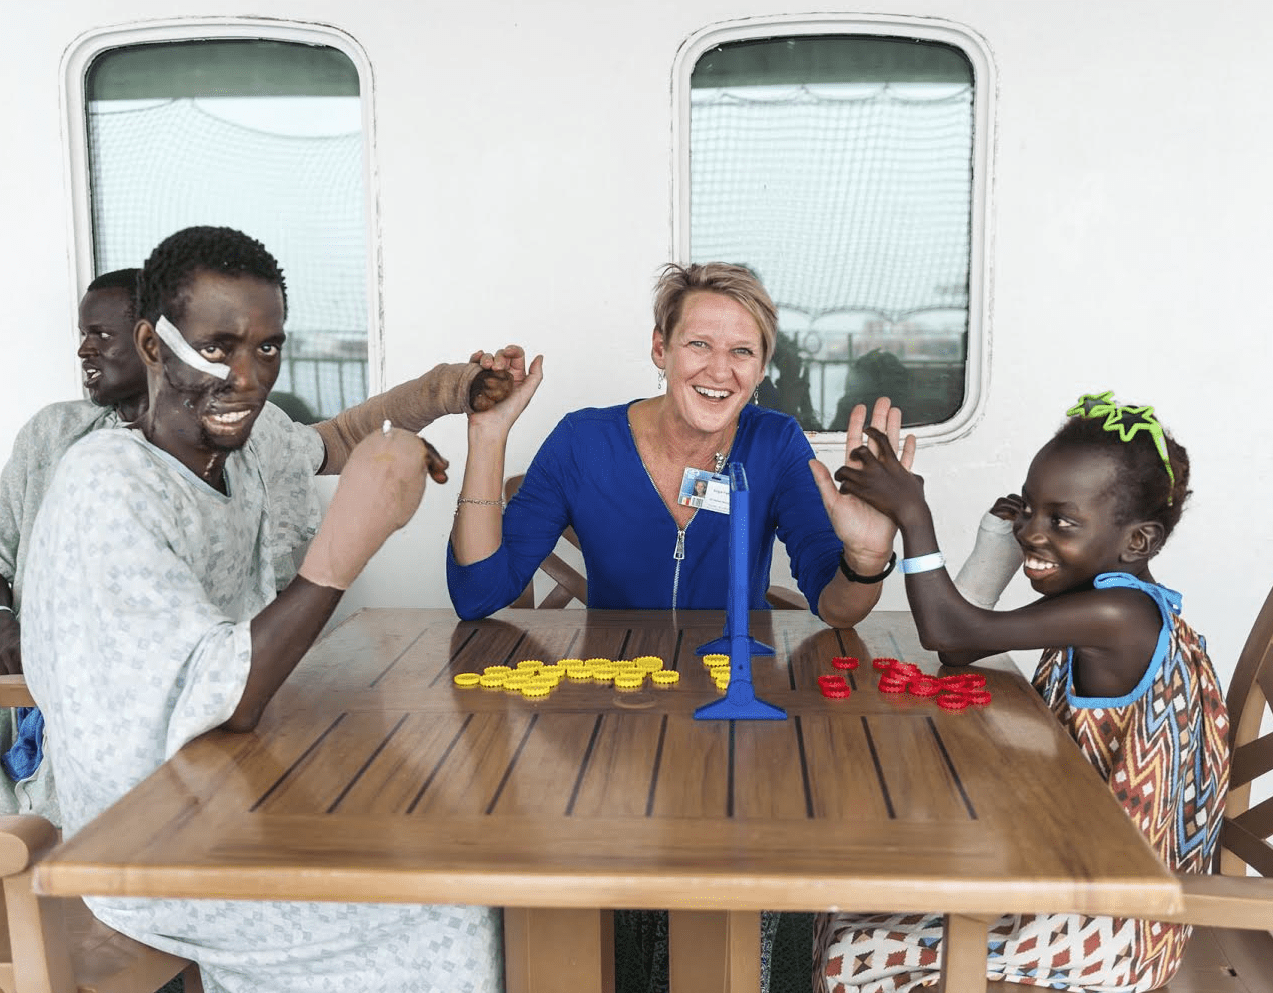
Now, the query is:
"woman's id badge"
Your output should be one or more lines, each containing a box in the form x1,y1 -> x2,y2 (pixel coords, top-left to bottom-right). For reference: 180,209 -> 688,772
678,467 -> 730,514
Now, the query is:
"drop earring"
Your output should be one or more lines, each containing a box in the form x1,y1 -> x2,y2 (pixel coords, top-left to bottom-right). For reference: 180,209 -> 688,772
657,370 -> 666,390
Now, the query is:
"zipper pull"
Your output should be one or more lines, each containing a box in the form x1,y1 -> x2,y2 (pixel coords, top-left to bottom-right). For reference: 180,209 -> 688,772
674,529 -> 685,561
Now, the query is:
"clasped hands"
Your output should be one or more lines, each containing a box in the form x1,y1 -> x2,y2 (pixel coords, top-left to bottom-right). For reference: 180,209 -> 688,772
810,397 -> 921,570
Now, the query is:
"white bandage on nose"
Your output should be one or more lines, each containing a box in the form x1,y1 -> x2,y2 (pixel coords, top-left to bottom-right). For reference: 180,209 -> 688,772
154,315 -> 230,380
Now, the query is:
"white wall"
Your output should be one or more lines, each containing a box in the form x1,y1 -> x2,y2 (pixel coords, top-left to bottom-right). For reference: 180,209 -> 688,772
2,0 -> 1270,702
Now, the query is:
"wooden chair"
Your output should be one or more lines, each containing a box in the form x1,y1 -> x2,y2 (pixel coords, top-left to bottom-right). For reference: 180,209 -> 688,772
0,675 -> 201,993
503,475 -> 588,609
1140,583 -> 1273,991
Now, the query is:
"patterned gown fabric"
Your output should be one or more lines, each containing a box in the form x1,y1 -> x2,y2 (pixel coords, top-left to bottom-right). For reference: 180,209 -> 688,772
21,407 -> 502,993
814,573 -> 1230,993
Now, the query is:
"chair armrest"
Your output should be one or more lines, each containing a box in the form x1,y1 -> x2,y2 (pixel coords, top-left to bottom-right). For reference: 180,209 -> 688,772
1149,871 -> 1273,929
0,674 -> 36,708
0,815 -> 59,877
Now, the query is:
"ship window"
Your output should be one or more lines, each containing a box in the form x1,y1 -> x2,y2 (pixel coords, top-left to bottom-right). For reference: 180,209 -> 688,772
67,26 -> 375,421
676,19 -> 994,440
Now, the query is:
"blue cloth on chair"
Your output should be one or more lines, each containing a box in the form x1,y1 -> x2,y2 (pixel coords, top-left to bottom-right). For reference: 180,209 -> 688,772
2,707 -> 44,780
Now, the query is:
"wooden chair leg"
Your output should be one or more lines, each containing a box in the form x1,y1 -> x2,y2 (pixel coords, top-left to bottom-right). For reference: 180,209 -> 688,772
181,960 -> 205,993
503,908 -> 613,993
2,869 -> 77,993
936,913 -> 993,993
668,909 -> 760,993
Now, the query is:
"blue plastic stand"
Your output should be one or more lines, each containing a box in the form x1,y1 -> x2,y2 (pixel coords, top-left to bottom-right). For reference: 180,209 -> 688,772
694,463 -> 787,721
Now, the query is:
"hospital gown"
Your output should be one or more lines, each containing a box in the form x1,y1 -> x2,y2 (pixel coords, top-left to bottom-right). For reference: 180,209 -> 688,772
21,405 -> 502,993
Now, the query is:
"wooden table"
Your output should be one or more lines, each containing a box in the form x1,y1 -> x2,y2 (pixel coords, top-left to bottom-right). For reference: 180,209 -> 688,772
34,609 -> 1183,993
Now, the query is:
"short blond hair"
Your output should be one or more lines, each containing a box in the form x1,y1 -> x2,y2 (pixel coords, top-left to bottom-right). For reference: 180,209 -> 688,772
652,262 -> 777,364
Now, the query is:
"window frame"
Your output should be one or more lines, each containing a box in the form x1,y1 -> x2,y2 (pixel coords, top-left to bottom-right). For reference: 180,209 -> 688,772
60,17 -> 384,394
671,13 -> 997,447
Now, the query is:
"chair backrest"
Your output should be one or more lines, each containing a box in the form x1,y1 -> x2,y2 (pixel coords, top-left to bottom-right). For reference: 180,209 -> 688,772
0,676 -> 35,709
504,475 -> 587,609
1217,583 -> 1273,877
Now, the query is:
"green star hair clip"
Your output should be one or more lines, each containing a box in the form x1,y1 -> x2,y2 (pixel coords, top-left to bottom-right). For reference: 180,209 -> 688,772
1066,391 -> 1117,419
1067,393 -> 1175,503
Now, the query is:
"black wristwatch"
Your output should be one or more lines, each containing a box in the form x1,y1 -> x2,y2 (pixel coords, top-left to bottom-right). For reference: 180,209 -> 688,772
839,550 -> 897,584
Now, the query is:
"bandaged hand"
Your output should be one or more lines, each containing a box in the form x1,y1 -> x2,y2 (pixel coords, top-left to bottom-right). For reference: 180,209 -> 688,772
953,501 -> 1024,609
299,428 -> 429,590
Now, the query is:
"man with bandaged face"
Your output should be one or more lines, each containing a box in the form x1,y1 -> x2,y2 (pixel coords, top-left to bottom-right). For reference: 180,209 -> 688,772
21,226 -> 513,993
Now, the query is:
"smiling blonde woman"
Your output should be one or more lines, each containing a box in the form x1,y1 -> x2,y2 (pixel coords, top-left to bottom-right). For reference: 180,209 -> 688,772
448,261 -> 915,625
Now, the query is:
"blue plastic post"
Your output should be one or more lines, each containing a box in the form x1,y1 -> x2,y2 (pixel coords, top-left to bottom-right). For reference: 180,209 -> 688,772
694,463 -> 786,721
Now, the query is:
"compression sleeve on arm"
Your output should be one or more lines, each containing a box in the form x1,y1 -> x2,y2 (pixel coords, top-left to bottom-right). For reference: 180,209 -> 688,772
313,362 -> 480,473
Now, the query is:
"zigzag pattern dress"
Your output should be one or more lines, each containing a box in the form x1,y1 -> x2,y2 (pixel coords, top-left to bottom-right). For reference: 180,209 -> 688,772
814,573 -> 1230,993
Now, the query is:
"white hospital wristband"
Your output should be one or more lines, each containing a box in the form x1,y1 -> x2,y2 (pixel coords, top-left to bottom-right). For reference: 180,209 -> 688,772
901,552 -> 946,575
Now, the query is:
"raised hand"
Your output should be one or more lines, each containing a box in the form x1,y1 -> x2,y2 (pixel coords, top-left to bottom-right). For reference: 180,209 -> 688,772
808,397 -> 918,566
833,425 -> 928,528
466,345 -> 544,434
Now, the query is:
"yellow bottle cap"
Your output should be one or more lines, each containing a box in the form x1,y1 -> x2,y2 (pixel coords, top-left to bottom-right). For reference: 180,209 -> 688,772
614,674 -> 644,688
650,670 -> 680,684
479,673 -> 506,688
453,672 -> 481,687
483,665 -> 512,675
516,660 -> 543,670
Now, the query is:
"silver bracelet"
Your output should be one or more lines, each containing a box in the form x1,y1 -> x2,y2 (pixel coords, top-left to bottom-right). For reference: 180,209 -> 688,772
455,495 -> 506,514
0,604 -> 12,614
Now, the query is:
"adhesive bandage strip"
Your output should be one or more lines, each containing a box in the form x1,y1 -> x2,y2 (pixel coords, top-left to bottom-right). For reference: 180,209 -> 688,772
155,316 -> 230,380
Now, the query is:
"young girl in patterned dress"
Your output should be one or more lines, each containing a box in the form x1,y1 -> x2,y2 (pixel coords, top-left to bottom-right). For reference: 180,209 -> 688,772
811,393 -> 1230,993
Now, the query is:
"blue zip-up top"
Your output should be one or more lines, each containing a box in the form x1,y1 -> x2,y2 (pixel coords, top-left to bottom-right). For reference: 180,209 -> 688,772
446,402 -> 843,619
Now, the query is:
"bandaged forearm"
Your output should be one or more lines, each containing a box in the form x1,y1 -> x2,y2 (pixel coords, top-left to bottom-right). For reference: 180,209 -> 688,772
314,362 -> 480,473
953,512 -> 1023,609
298,430 -> 428,590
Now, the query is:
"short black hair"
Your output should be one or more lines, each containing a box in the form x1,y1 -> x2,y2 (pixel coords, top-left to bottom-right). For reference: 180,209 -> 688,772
1049,410 -> 1191,540
86,267 -> 140,320
137,226 -> 287,325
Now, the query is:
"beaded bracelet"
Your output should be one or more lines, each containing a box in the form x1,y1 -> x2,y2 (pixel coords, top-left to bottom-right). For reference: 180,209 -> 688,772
455,495 -> 506,514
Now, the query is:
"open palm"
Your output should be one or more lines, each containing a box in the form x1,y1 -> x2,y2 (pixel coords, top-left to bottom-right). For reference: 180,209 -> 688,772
809,397 -> 917,564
